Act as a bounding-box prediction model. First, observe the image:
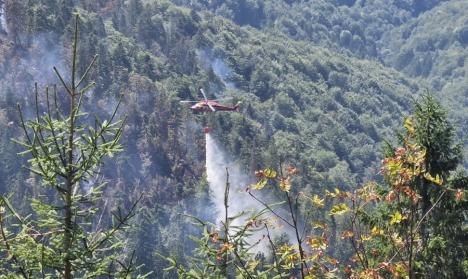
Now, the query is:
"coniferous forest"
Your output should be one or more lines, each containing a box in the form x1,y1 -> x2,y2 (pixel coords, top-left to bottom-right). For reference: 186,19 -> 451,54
0,0 -> 466,278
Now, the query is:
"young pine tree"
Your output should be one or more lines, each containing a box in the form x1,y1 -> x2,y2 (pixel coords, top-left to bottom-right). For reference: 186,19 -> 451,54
0,15 -> 142,278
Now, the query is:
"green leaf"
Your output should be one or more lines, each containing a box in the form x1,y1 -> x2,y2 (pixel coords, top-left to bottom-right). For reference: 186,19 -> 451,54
163,266 -> 175,272
404,117 -> 415,134
390,212 -> 403,225
263,168 -> 277,178
311,195 -> 325,208
424,172 -> 443,186
329,203 -> 349,215
251,178 -> 268,190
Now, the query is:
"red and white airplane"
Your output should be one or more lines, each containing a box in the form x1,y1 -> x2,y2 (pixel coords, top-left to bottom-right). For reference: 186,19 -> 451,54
180,89 -> 240,113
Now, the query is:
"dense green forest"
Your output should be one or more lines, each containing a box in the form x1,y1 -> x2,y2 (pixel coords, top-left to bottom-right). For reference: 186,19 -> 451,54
0,0 -> 466,278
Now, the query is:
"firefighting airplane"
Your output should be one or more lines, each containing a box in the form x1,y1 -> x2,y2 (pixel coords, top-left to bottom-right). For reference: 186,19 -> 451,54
180,89 -> 240,113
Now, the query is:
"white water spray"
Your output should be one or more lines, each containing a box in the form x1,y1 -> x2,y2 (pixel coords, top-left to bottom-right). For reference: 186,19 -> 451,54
205,133 -> 258,223
205,133 -> 296,251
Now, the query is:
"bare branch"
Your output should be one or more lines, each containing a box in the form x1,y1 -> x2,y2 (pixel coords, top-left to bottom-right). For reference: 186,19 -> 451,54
76,55 -> 98,88
53,67 -> 72,96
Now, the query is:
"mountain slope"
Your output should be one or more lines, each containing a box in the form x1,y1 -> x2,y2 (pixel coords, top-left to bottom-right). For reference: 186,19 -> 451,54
379,0 -> 468,159
0,0 -> 447,275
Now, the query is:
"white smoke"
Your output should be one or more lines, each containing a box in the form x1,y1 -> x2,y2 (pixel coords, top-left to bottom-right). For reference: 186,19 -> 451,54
211,58 -> 235,89
196,49 -> 235,91
0,4 -> 7,34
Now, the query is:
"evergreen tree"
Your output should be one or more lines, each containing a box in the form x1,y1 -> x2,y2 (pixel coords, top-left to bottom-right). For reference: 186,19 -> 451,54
337,95 -> 467,278
411,95 -> 465,277
0,15 -> 141,278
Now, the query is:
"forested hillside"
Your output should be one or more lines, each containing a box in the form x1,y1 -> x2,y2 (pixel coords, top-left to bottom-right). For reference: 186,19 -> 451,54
175,0 -> 467,154
0,0 -> 466,278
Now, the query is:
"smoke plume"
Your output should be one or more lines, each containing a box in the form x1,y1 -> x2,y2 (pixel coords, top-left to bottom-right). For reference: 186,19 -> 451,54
0,4 -> 6,34
196,49 -> 235,91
